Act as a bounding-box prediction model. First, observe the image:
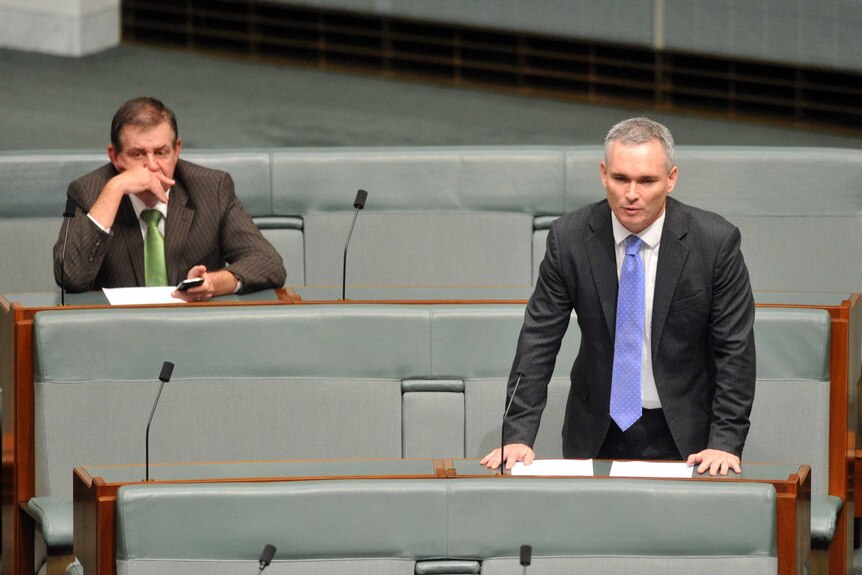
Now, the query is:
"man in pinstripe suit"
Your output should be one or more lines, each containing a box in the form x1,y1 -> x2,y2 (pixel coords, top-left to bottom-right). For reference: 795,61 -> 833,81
53,97 -> 286,301
482,118 -> 756,476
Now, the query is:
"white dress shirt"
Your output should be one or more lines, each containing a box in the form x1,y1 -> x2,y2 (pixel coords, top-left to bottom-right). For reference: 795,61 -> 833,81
611,209 -> 666,409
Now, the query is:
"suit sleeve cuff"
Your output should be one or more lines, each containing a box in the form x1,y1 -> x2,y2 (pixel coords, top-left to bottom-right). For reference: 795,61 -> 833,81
87,213 -> 111,234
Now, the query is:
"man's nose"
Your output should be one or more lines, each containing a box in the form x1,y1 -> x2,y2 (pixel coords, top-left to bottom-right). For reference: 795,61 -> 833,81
145,153 -> 158,170
625,181 -> 638,199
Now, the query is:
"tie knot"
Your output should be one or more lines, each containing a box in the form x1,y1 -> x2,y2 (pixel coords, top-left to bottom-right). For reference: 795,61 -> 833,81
141,209 -> 163,228
625,235 -> 643,256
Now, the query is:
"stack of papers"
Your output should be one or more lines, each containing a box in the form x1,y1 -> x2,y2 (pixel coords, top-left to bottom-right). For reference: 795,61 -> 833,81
511,459 -> 593,476
609,461 -> 693,478
103,287 -> 184,305
511,459 -> 693,478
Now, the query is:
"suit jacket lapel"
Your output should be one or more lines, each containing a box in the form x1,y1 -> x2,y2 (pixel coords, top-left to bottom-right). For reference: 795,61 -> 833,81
165,181 -> 194,283
652,197 -> 689,358
586,203 -> 618,339
117,196 -> 145,285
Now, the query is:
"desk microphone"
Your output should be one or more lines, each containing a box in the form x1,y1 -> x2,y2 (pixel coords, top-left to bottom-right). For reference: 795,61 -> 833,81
500,365 -> 527,475
342,189 -> 368,300
60,197 -> 76,306
258,544 -> 276,573
520,544 -> 532,573
145,361 -> 174,482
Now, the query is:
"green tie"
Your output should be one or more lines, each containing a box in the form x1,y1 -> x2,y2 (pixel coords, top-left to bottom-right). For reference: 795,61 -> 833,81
141,209 -> 168,286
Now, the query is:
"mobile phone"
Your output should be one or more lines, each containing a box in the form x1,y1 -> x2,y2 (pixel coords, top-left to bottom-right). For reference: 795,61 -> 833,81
176,277 -> 204,291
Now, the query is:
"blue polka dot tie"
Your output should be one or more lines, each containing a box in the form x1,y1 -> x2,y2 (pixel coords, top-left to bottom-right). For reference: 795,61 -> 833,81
610,235 -> 644,431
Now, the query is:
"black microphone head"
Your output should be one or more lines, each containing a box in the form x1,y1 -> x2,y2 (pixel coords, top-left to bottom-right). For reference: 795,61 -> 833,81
63,197 -> 77,218
353,189 -> 368,210
159,361 -> 174,383
519,544 -> 532,566
259,544 -> 276,567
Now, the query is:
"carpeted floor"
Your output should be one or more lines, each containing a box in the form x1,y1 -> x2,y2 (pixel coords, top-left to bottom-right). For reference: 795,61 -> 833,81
1,44 -> 861,151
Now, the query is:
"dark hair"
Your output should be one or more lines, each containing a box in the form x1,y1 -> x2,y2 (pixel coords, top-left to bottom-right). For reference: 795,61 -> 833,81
110,97 -> 178,151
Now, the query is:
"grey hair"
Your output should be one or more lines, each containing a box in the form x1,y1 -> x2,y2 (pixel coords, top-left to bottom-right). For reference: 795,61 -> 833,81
604,117 -> 675,172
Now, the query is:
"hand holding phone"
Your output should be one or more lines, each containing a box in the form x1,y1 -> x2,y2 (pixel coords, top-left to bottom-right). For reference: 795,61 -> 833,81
176,277 -> 205,292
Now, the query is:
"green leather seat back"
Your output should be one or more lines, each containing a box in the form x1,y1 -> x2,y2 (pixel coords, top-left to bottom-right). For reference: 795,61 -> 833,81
113,478 -> 777,575
272,147 -> 565,287
746,308 -> 831,494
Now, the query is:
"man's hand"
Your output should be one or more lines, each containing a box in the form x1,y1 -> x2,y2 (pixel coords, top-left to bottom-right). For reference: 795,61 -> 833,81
89,167 -> 175,229
480,443 -> 535,470
686,449 -> 741,476
172,265 -> 238,302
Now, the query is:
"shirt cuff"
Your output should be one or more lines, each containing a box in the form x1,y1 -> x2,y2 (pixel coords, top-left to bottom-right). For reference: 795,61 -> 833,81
87,213 -> 111,234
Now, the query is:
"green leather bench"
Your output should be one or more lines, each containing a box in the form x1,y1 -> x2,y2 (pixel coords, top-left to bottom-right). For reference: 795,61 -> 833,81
27,303 -> 835,575
3,146 -> 860,294
110,478 -> 778,575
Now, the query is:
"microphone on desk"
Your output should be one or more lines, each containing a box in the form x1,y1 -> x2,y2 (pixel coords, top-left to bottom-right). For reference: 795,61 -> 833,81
500,364 -> 527,475
520,544 -> 532,573
60,197 -> 76,306
145,361 -> 174,482
258,543 -> 276,573
342,189 -> 368,301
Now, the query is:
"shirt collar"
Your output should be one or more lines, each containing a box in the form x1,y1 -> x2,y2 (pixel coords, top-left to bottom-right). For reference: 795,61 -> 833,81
611,206 -> 666,249
129,188 -> 171,221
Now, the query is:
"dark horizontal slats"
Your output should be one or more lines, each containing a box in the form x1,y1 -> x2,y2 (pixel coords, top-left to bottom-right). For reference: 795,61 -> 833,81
121,0 -> 862,134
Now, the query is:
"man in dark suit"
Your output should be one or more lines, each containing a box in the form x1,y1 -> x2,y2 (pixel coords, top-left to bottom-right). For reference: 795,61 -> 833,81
53,97 -> 286,300
481,118 -> 755,476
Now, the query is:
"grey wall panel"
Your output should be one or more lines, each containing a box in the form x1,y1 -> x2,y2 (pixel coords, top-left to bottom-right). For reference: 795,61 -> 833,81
273,0 -> 862,71
665,0 -> 862,72
274,0 -> 654,46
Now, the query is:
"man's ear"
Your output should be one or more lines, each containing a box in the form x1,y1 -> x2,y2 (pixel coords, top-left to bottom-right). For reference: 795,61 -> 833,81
107,144 -> 121,171
599,160 -> 608,189
667,166 -> 679,194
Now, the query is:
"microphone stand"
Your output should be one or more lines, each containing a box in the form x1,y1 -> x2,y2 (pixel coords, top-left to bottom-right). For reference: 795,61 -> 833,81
60,198 -> 76,306
145,362 -> 174,481
342,189 -> 368,300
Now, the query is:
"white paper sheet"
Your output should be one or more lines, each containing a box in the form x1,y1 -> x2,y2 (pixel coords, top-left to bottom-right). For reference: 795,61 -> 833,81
609,460 -> 693,478
103,286 -> 183,305
511,459 -> 594,476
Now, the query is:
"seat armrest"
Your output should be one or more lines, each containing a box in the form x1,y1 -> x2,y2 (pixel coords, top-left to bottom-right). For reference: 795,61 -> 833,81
811,494 -> 843,543
415,560 -> 481,574
25,496 -> 73,548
